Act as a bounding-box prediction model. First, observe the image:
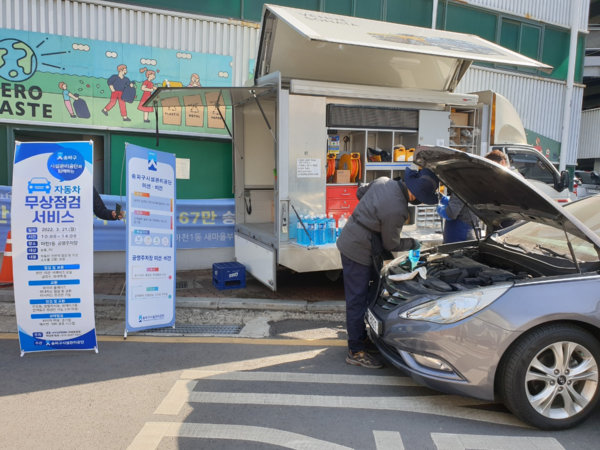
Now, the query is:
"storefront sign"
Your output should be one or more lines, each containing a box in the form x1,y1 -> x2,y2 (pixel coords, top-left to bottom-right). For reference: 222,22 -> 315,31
0,28 -> 232,134
11,141 -> 97,355
125,144 -> 176,333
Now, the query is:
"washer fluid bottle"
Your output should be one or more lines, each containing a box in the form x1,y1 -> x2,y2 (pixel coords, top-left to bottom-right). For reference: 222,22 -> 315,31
327,213 -> 336,244
297,215 -> 305,245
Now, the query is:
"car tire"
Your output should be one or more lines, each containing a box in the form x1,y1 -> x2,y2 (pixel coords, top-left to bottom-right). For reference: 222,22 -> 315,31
499,323 -> 600,430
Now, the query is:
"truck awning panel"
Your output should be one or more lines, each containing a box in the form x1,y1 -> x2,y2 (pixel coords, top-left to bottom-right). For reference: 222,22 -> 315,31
255,5 -> 552,90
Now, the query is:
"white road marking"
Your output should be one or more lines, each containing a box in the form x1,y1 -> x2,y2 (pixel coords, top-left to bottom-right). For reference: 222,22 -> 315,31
431,433 -> 566,450
180,370 -> 418,386
129,422 -> 352,450
188,392 -> 527,427
184,348 -> 328,373
153,380 -> 197,415
127,422 -> 170,450
374,430 -> 405,450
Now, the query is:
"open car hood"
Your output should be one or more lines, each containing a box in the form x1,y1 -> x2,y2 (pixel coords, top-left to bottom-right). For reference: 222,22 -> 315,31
414,146 -> 600,249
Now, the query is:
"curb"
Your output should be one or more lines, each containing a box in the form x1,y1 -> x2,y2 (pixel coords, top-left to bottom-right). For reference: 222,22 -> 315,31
0,290 -> 346,313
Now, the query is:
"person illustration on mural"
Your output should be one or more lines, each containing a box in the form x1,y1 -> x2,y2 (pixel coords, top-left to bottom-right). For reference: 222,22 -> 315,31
188,73 -> 201,87
101,64 -> 134,122
137,67 -> 157,123
59,82 -> 78,118
534,137 -> 543,153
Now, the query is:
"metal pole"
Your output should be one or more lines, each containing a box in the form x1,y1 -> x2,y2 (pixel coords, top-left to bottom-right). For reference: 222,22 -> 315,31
559,0 -> 581,172
432,0 -> 439,29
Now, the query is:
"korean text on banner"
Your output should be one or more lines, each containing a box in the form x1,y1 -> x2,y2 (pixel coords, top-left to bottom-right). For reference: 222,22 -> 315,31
126,144 -> 176,333
11,141 -> 97,354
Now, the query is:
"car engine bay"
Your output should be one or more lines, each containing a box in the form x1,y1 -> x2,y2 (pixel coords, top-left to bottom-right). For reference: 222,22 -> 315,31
377,247 -> 533,309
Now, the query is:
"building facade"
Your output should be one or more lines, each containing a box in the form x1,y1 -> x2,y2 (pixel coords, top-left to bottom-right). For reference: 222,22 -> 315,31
0,0 -> 588,271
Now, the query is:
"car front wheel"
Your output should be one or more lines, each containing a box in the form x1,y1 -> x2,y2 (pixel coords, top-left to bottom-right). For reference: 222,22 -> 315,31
499,323 -> 600,430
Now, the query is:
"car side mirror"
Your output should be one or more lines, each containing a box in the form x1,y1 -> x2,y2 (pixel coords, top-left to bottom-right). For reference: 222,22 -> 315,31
559,170 -> 571,191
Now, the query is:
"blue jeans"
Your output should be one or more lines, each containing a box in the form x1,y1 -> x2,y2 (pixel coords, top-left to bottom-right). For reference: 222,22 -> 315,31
341,253 -> 372,352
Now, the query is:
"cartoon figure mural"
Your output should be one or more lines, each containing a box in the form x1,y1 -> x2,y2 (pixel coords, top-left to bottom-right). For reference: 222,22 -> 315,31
102,64 -> 134,121
533,137 -> 542,153
188,73 -> 201,87
0,29 -> 233,133
137,67 -> 157,123
59,82 -> 78,118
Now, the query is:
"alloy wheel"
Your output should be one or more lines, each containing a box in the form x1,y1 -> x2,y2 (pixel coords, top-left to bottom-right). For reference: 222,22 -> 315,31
525,341 -> 598,419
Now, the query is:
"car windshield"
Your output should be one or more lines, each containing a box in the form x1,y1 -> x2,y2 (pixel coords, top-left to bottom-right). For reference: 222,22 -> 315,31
507,152 -> 555,186
31,178 -> 47,183
576,172 -> 600,185
496,196 -> 600,262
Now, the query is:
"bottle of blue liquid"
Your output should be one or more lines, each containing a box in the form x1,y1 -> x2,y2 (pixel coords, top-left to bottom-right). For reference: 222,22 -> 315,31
296,215 -> 304,245
327,213 -> 336,244
317,214 -> 327,245
408,249 -> 420,270
306,215 -> 316,245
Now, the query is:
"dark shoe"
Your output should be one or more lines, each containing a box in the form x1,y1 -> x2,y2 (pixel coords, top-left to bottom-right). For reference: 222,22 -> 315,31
346,350 -> 383,369
101,109 -> 108,116
363,337 -> 380,354
70,114 -> 76,118
144,119 -> 151,123
123,117 -> 131,122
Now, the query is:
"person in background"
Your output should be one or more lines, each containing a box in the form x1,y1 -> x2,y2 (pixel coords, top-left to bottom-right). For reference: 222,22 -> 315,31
93,187 -> 122,221
336,168 -> 440,369
483,149 -> 521,230
485,149 -> 510,168
437,191 -> 481,244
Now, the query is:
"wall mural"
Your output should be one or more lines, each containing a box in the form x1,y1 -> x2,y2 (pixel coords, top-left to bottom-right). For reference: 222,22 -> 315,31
0,28 -> 232,135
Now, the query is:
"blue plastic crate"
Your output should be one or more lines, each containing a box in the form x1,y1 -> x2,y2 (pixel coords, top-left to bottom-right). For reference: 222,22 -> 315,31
213,262 -> 246,290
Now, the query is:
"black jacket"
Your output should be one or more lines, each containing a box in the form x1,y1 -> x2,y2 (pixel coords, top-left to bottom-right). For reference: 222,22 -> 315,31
336,177 -> 417,266
93,187 -> 115,221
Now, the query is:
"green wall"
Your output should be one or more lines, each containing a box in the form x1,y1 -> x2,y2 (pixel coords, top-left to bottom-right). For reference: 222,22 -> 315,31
0,125 -> 7,185
110,133 -> 233,200
111,0 -> 434,27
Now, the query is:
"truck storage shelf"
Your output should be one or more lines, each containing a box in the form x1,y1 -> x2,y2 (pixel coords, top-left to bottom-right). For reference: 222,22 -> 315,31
365,163 -> 411,169
327,127 -> 417,133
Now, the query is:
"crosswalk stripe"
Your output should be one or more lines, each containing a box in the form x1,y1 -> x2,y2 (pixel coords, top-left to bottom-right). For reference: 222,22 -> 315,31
374,430 -> 405,450
187,392 -> 527,427
186,348 -> 328,373
180,370 -> 419,386
430,433 -> 566,450
127,422 -> 170,450
130,422 -> 353,450
154,380 -> 197,415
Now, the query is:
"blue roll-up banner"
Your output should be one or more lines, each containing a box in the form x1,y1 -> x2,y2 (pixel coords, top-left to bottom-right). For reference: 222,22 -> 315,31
11,141 -> 98,355
125,144 -> 177,334
0,186 -> 235,251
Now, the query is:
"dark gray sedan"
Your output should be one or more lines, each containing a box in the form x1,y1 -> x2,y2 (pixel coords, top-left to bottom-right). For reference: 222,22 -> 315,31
369,146 -> 600,430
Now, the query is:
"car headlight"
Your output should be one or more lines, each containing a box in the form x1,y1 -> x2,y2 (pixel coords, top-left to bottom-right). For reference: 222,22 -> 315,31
399,283 -> 511,324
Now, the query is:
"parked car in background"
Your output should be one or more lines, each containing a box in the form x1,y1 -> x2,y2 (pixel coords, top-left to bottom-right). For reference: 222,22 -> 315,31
369,146 -> 600,430
574,170 -> 600,199
491,145 -> 571,203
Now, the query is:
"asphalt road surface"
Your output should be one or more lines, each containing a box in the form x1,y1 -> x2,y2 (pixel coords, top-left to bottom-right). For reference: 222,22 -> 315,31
1,326 -> 599,450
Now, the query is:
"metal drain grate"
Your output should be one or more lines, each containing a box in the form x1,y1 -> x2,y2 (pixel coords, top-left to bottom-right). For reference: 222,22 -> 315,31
150,324 -> 243,335
175,281 -> 189,290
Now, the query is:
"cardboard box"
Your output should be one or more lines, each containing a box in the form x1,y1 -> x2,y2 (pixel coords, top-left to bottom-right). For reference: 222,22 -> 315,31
450,112 -> 469,127
333,170 -> 350,183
